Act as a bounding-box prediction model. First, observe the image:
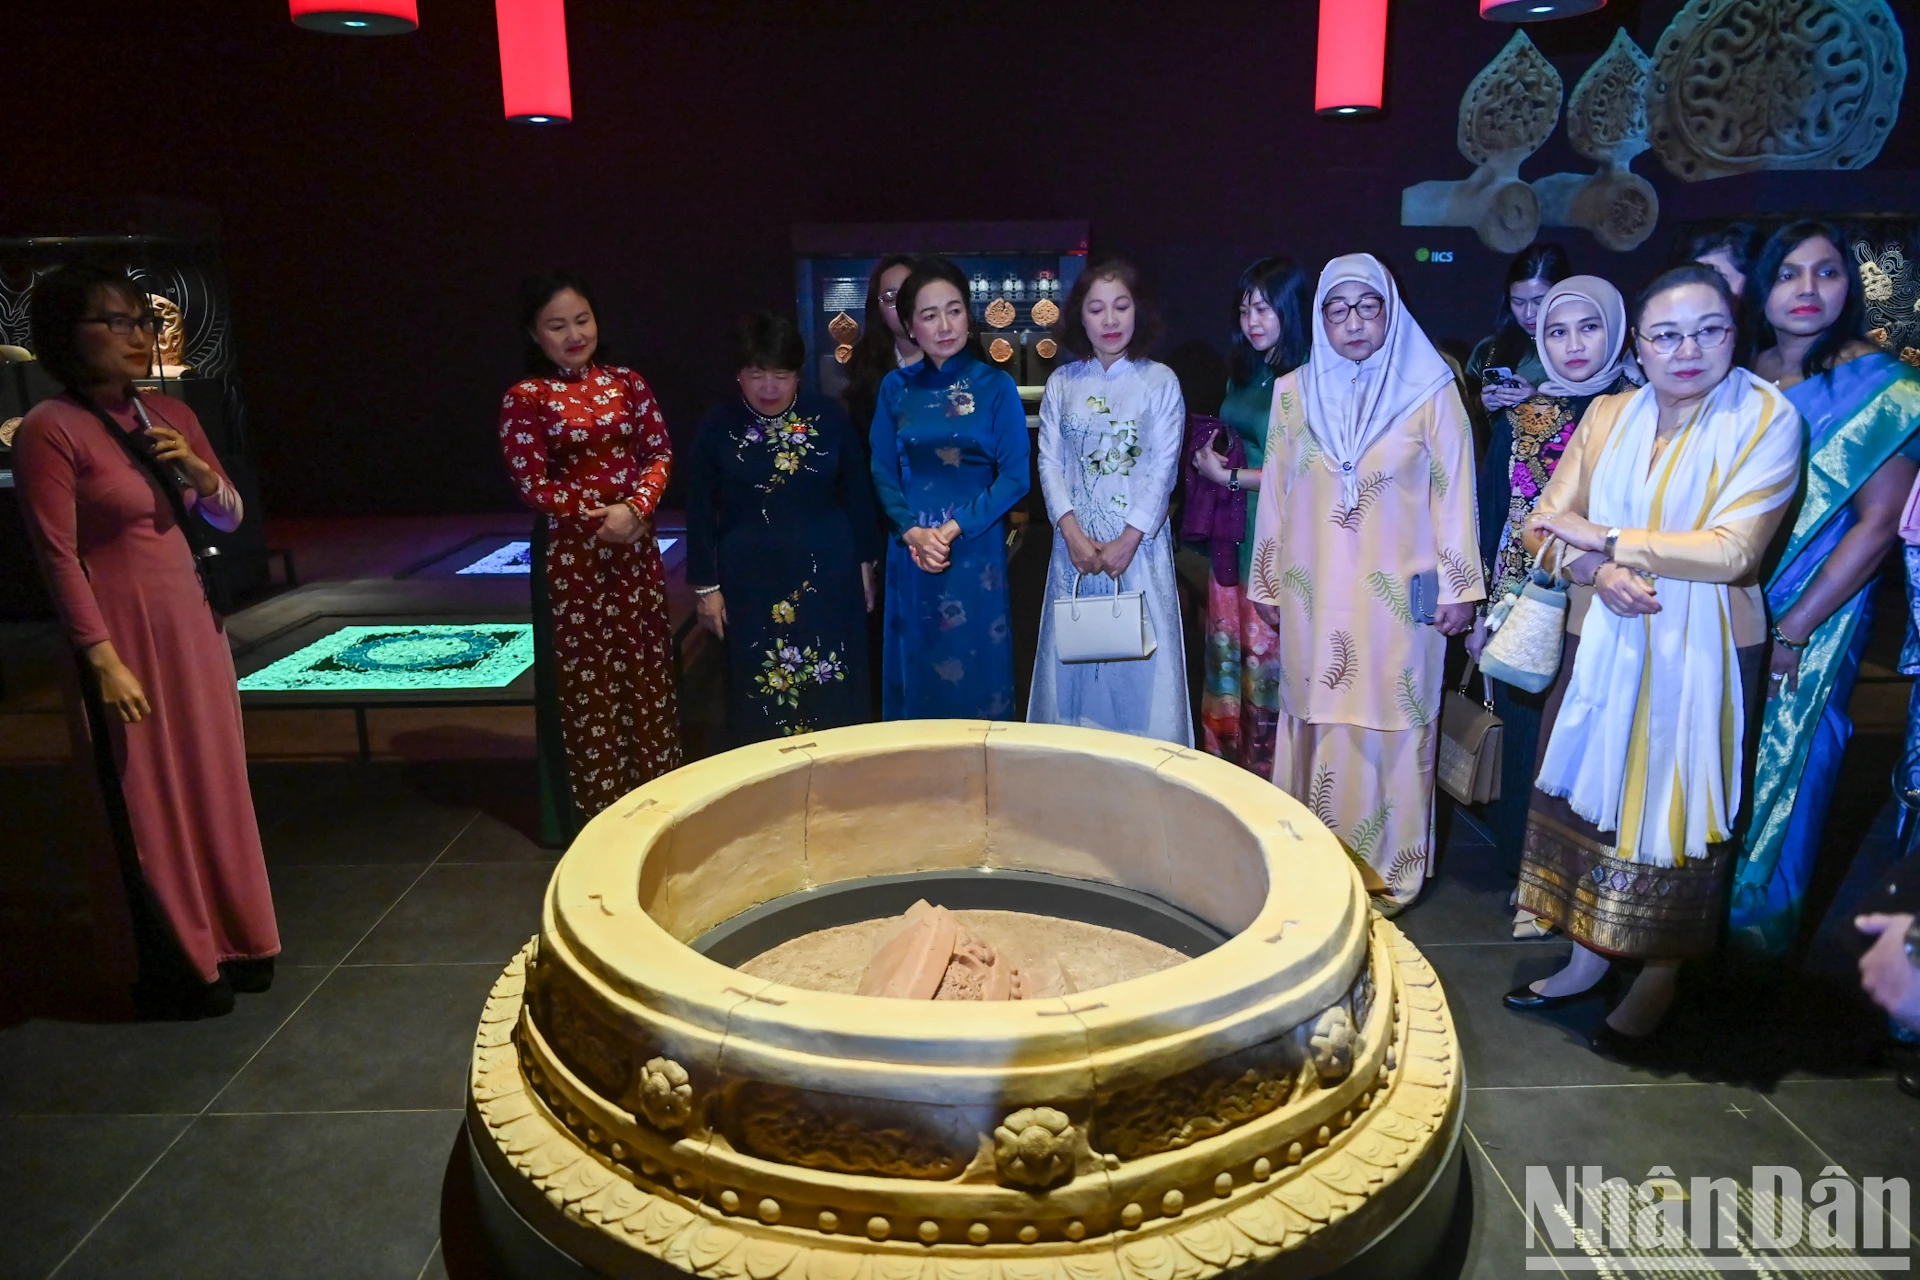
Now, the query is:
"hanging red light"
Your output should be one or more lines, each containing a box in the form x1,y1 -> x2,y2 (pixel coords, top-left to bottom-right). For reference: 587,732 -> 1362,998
1481,0 -> 1605,19
496,0 -> 573,124
288,0 -> 417,35
1314,0 -> 1389,116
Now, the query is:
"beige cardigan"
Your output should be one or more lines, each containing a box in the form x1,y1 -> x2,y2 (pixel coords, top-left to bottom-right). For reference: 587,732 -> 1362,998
1521,389 -> 1789,643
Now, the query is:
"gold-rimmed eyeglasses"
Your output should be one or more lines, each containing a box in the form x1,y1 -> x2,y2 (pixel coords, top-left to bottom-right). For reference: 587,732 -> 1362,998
1637,324 -> 1732,356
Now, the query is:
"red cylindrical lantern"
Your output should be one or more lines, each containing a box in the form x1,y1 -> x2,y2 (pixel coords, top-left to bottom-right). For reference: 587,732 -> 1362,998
1314,0 -> 1389,116
1480,0 -> 1605,19
497,0 -> 573,123
289,0 -> 417,35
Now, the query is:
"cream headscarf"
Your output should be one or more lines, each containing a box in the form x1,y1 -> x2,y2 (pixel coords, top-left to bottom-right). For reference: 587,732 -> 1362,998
1533,275 -> 1639,397
1300,254 -> 1457,507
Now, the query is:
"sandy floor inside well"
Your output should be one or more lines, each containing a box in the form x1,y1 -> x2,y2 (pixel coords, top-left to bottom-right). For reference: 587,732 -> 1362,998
734,909 -> 1189,996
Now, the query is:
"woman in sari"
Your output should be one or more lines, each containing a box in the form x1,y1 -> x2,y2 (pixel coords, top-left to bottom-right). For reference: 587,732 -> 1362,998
1505,265 -> 1802,1052
1247,254 -> 1483,909
1730,221 -> 1920,957
1468,276 -> 1639,937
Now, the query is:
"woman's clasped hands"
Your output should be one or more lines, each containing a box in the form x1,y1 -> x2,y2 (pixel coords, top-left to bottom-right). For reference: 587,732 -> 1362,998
905,519 -> 962,573
1059,512 -> 1140,581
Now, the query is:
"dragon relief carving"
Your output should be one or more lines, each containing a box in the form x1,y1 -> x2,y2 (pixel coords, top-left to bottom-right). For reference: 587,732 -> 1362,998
538,975 -> 635,1104
1648,0 -> 1907,181
1402,31 -> 1563,253
1532,30 -> 1661,252
731,1083 -> 972,1180
1095,1034 -> 1309,1161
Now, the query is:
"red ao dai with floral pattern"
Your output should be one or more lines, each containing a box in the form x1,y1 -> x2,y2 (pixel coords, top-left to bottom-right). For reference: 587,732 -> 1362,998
498,365 -> 680,816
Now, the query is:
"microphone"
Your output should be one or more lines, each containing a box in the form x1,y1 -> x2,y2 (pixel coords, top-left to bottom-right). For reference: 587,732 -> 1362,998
130,397 -> 195,490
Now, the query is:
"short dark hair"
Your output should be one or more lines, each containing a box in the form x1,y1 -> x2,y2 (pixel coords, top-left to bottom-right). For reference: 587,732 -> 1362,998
736,311 -> 806,373
1488,243 -> 1573,369
895,256 -> 971,344
29,262 -> 151,390
1228,256 -> 1311,387
1679,222 -> 1757,280
1057,257 -> 1165,361
1631,262 -> 1740,333
1747,220 -> 1868,382
516,270 -> 605,376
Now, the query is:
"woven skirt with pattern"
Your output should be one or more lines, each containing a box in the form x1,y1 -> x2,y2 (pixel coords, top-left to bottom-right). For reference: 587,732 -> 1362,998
1516,632 -> 1764,961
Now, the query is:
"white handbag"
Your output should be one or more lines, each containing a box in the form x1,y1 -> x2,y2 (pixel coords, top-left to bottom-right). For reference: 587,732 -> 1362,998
1052,572 -> 1157,664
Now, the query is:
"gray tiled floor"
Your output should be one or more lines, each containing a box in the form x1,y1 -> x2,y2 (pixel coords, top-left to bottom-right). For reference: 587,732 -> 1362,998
1,761 -> 1915,1278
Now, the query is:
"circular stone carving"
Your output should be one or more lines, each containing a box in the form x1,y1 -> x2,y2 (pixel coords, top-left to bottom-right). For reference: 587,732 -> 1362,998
985,297 -> 1017,329
988,337 -> 1016,365
1648,0 -> 1908,181
994,1106 -> 1077,1188
1032,298 -> 1062,328
468,723 -> 1462,1279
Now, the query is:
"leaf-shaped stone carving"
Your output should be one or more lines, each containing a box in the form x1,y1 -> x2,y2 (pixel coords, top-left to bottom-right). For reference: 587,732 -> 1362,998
1460,32 -> 1564,164
1568,29 -> 1652,163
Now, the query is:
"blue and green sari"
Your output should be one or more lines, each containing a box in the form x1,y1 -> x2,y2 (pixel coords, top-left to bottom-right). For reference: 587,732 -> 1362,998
1732,352 -> 1920,956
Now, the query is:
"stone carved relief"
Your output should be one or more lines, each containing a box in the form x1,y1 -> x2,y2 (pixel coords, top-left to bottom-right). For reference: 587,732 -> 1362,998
640,1057 -> 694,1130
540,977 -> 635,1103
147,294 -> 193,376
1531,31 -> 1661,252
1648,0 -> 1907,181
1095,1034 -> 1306,1162
993,1107 -> 1078,1189
1402,32 -> 1564,253
1305,1008 -> 1356,1083
1855,236 -> 1920,365
732,1082 -> 973,1180
472,925 -> 1461,1278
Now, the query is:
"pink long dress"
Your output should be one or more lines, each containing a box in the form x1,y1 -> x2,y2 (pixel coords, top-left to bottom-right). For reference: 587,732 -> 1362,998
14,391 -> 278,985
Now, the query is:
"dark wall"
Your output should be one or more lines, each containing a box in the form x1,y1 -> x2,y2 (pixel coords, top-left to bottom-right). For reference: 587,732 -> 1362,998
11,0 -> 1917,516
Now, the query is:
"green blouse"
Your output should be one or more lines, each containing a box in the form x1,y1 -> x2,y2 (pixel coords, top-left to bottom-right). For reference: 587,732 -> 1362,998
1219,365 -> 1276,583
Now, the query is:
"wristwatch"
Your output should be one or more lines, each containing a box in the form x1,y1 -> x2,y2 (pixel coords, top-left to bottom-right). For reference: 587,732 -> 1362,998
1603,527 -> 1621,561
1227,469 -> 1241,493
1905,919 -> 1920,969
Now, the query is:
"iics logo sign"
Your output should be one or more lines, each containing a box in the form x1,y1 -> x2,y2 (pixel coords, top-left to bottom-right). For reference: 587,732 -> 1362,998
1414,248 -> 1456,264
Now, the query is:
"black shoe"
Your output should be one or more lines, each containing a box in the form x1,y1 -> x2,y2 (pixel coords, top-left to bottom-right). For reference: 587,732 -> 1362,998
1503,972 -> 1612,1012
133,973 -> 236,1021
1898,1061 -> 1920,1101
221,956 -> 276,994
1588,1018 -> 1656,1059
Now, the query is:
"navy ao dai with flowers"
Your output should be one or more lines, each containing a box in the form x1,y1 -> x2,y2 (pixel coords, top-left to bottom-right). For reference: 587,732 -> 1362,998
685,392 -> 881,744
1028,358 -> 1193,744
497,364 -> 679,817
869,353 -> 1031,720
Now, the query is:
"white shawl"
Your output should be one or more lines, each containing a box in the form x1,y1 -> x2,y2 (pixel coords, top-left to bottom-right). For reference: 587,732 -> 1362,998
1300,254 -> 1456,508
1534,369 -> 1801,866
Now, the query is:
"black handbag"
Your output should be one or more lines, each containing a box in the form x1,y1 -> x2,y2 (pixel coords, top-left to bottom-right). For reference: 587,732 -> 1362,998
81,392 -> 236,615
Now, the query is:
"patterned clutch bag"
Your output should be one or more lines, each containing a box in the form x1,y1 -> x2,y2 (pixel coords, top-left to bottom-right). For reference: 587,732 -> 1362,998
1479,570 -> 1569,695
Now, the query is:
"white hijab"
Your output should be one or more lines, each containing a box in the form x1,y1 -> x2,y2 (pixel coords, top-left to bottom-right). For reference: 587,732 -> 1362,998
1300,254 -> 1457,507
1534,369 -> 1801,866
1533,275 -> 1640,398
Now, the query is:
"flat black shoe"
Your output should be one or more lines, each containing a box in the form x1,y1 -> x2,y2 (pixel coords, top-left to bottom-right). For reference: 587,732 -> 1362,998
221,956 -> 275,994
1898,1062 -> 1920,1101
1588,1018 -> 1656,1058
1503,975 -> 1611,1012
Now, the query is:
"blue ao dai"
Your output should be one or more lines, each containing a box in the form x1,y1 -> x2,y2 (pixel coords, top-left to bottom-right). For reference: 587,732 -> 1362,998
1028,357 -> 1192,744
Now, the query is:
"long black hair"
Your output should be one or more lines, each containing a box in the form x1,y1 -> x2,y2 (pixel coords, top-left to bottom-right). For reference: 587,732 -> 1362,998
1679,222 -> 1757,286
1227,257 -> 1311,388
516,270 -> 605,376
846,253 -> 916,389
29,261 -> 153,391
1747,220 -> 1869,382
1486,243 -> 1572,371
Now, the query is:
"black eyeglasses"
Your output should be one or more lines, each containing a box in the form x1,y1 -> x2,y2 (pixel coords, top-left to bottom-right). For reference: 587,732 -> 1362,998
1322,296 -> 1384,324
1638,324 -> 1732,356
80,313 -> 159,336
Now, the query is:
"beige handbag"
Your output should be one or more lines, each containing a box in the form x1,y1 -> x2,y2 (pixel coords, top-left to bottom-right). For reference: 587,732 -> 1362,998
1438,660 -> 1503,806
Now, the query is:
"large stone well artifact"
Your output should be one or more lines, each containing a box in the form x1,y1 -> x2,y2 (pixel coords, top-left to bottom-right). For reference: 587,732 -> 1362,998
467,723 -> 1463,1279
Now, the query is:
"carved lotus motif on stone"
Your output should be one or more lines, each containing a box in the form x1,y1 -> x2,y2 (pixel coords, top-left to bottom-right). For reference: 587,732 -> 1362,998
993,1107 -> 1076,1188
1307,1008 -> 1355,1082
639,1056 -> 694,1129
1648,0 -> 1908,181
1402,32 -> 1563,253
